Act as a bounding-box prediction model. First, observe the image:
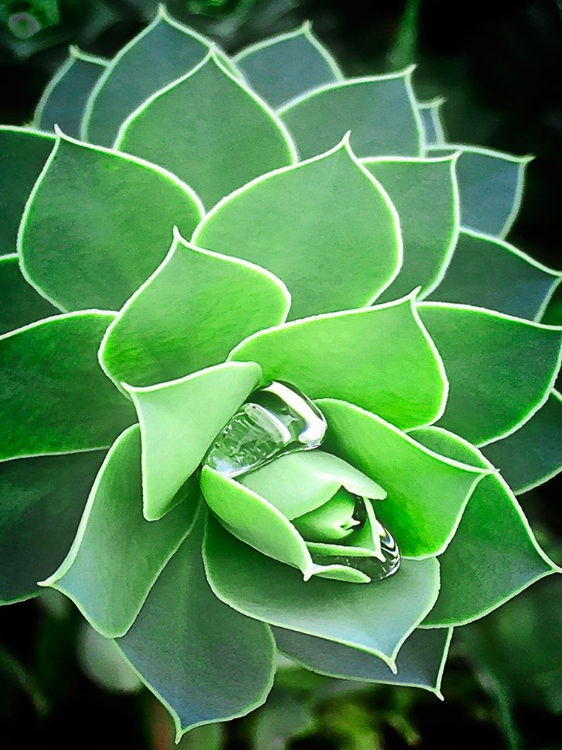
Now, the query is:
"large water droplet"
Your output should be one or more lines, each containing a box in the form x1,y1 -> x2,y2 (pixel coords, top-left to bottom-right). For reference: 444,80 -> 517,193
204,381 -> 327,478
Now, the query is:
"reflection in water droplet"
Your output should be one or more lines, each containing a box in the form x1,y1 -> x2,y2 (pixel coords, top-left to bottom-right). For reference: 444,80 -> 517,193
204,381 -> 327,478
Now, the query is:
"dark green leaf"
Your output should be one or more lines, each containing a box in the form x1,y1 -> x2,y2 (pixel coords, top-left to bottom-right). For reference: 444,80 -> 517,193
0,254 -> 56,335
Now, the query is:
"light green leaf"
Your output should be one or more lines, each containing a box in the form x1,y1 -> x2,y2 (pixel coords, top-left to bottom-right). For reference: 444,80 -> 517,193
318,398 -> 489,557
0,254 -> 57,335
418,98 -> 446,146
43,426 -> 199,637
125,361 -> 261,521
418,302 -> 562,445
82,7 -> 211,146
201,465 -> 378,583
363,155 -> 460,301
482,390 -> 562,493
241,450 -> 386,520
230,292 -> 447,431
0,312 -> 135,460
410,426 -> 557,627
0,450 -> 105,604
234,23 -> 343,109
428,229 -> 561,321
118,512 -> 275,738
100,230 -> 289,389
427,144 -> 531,238
273,625 -> 453,694
278,68 -> 423,159
116,50 -> 297,209
0,126 -> 54,256
19,132 -> 203,312
204,516 -> 440,670
34,47 -> 108,138
194,139 -> 401,320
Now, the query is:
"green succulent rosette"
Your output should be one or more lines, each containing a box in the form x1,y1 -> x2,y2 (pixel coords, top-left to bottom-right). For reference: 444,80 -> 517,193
1,6 -> 562,737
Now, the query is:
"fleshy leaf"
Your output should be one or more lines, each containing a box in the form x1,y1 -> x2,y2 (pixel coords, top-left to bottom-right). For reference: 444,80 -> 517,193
124,361 -> 261,521
194,139 -> 401,320
418,98 -> 446,146
363,155 -> 459,301
82,7 -> 212,146
77,621 -> 142,694
201,465 -> 378,583
43,426 -> 200,637
278,68 -> 423,159
427,144 -> 531,238
230,293 -> 447,431
273,626 -> 453,694
429,229 -> 561,321
482,390 -> 562,493
34,47 -> 108,138
233,23 -> 343,109
241,450 -> 386,520
0,450 -> 105,604
204,516 -> 440,670
0,126 -> 54,256
0,254 -> 57,335
100,230 -> 289,389
19,132 -> 203,312
410,426 -> 557,626
0,312 -> 135,460
118,511 -> 275,738
115,50 -> 297,209
418,302 -> 562,445
318,398 -> 489,557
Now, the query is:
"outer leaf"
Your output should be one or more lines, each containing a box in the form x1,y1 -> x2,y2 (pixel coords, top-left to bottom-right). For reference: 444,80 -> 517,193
363,155 -> 460,300
230,292 -> 447,431
0,312 -> 135,460
427,144 -> 531,238
0,126 -> 54,256
318,398 -> 489,557
19,132 -> 203,312
418,98 -> 446,146
429,229 -> 561,321
482,391 -> 562,493
233,23 -> 343,108
278,68 -> 424,159
124,361 -> 261,521
118,511 -> 275,739
83,7 -> 211,145
273,626 -> 453,695
418,302 -> 562,445
204,516 -> 440,670
0,254 -> 56,335
116,50 -> 297,209
194,139 -> 401,320
100,230 -> 289,389
77,622 -> 141,694
43,426 -> 199,637
410,426 -> 557,626
0,450 -> 105,603
34,47 -> 108,138
241,450 -> 386,520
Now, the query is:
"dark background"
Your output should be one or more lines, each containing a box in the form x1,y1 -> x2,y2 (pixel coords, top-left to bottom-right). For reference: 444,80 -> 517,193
1,1 -> 562,748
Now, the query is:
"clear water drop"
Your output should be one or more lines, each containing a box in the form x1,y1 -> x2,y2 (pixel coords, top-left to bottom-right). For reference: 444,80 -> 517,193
204,381 -> 327,478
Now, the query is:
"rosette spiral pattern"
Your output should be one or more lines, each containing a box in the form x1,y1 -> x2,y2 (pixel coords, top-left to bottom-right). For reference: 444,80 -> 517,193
1,7 -> 562,737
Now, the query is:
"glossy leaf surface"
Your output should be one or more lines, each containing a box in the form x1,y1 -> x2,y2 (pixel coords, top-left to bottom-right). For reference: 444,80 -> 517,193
20,134 -> 203,311
100,232 -> 289,388
419,303 -> 562,445
194,141 -> 401,320
0,312 -> 135,460
231,294 -> 446,431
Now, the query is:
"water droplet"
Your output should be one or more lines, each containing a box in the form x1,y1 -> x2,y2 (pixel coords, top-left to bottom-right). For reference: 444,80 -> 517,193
204,381 -> 327,478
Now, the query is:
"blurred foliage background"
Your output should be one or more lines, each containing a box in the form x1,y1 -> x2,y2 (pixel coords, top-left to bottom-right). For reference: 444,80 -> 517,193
1,1 -> 562,748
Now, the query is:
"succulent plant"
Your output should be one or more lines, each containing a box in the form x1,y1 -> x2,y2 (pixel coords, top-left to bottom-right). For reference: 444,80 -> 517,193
1,5 -> 562,738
